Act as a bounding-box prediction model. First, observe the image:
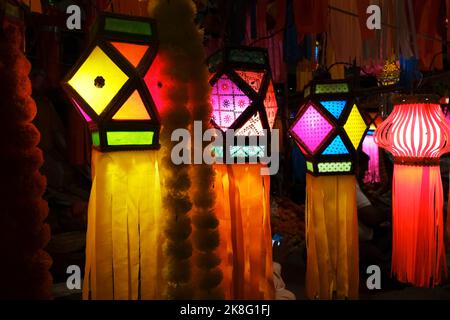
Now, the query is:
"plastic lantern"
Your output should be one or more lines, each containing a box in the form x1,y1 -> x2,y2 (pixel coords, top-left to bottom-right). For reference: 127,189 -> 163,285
208,47 -> 277,299
62,13 -> 160,151
375,95 -> 450,287
362,111 -> 384,183
208,46 -> 278,159
289,79 -> 368,299
62,13 -> 164,300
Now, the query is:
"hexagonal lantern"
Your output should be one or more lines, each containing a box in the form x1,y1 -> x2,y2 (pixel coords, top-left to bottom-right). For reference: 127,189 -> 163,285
62,13 -> 160,152
207,46 -> 278,159
289,80 -> 368,175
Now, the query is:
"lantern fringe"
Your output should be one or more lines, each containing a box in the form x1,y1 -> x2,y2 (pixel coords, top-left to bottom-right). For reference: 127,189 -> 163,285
214,164 -> 275,299
392,165 -> 447,287
362,134 -> 381,184
305,174 -> 359,300
83,150 -> 165,300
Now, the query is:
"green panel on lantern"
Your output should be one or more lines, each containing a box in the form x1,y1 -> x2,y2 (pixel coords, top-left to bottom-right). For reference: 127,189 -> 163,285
106,131 -> 154,146
315,83 -> 349,94
304,86 -> 310,98
229,49 -> 266,65
306,161 -> 314,172
317,161 -> 352,173
92,132 -> 100,147
104,17 -> 152,36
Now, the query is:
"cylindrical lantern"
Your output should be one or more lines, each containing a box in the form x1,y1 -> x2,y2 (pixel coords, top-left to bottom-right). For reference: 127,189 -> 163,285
362,111 -> 383,183
62,13 -> 164,299
207,47 -> 277,299
289,79 -> 368,299
375,95 -> 450,287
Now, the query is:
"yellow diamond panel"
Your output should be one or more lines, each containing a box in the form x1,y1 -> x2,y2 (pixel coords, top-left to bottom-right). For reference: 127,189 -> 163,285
68,46 -> 129,115
344,104 -> 367,150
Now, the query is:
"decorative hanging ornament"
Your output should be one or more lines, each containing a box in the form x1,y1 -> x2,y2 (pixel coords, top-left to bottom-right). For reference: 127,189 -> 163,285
62,13 -> 164,300
289,79 -> 368,299
1,0 -> 27,50
207,46 -> 278,299
377,57 -> 400,87
362,111 -> 384,183
375,95 -> 450,287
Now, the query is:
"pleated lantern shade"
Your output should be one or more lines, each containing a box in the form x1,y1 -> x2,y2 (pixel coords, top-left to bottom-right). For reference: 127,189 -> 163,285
375,95 -> 450,287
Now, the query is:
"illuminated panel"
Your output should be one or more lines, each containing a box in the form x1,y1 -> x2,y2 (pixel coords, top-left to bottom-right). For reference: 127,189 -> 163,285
105,17 -> 152,36
106,131 -> 154,146
344,104 -> 367,150
92,132 -> 100,147
235,113 -> 264,136
68,46 -> 129,115
235,70 -> 265,93
211,75 -> 252,131
264,81 -> 278,129
306,161 -> 314,172
322,135 -> 349,155
112,90 -> 151,120
320,100 -> 346,120
315,83 -> 349,94
230,145 -> 265,158
111,42 -> 149,67
291,104 -> 333,154
317,161 -> 352,173
72,99 -> 92,122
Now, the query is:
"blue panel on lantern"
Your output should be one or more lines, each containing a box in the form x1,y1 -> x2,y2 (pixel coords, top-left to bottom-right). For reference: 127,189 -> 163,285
320,100 -> 346,120
322,135 -> 349,155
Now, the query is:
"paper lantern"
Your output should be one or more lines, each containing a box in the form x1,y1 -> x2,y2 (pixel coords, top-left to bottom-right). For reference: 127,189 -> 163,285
62,13 -> 160,152
362,111 -> 384,183
289,79 -> 367,299
62,13 -> 164,300
375,95 -> 450,287
208,47 -> 276,299
290,80 -> 368,175
207,46 -> 278,159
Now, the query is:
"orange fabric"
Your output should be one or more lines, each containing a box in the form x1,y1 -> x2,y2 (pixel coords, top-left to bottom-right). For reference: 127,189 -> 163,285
392,165 -> 447,287
214,164 -> 275,300
305,174 -> 359,299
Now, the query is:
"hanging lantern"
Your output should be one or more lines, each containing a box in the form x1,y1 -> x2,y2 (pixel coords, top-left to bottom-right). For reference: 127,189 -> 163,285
62,13 -> 164,300
207,47 -> 277,299
375,95 -> 450,287
62,13 -> 160,151
377,58 -> 400,87
289,79 -> 368,299
362,111 -> 384,183
208,46 -> 278,159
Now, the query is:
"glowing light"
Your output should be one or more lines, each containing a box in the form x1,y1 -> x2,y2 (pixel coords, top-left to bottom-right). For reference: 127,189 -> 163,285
235,113 -> 265,136
72,99 -> 92,122
317,161 -> 352,173
235,69 -> 264,93
68,46 -> 129,115
344,104 -> 367,149
320,100 -> 346,120
111,42 -> 149,67
106,131 -> 154,146
263,81 -> 278,129
315,83 -> 349,94
112,90 -> 151,120
322,135 -> 349,155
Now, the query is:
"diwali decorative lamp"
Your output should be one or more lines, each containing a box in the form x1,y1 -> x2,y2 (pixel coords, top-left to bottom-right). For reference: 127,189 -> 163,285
207,46 -> 278,299
289,79 -> 368,299
208,46 -> 278,159
62,12 -> 160,151
362,110 -> 384,183
62,13 -> 164,300
375,94 -> 450,287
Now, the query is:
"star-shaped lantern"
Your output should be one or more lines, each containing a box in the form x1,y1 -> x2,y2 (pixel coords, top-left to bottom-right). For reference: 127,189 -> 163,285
290,80 -> 368,175
62,13 -> 160,151
207,47 -> 278,159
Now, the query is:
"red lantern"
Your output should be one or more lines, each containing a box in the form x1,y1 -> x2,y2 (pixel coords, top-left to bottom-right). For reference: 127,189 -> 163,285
375,95 -> 450,287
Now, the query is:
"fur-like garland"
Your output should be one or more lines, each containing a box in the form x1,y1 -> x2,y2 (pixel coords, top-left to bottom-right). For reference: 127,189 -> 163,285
0,27 -> 52,299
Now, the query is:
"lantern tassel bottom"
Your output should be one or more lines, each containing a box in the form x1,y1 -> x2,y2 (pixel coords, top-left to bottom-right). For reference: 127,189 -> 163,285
83,150 -> 165,300
392,164 -> 447,287
214,164 -> 274,300
305,174 -> 359,300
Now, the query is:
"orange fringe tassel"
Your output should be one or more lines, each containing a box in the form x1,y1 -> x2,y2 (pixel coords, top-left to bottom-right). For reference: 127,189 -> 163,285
392,165 -> 447,287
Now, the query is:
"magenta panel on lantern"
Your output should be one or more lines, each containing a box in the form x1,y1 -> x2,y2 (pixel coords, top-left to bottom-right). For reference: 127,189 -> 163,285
211,75 -> 252,131
73,98 -> 92,122
292,104 -> 333,153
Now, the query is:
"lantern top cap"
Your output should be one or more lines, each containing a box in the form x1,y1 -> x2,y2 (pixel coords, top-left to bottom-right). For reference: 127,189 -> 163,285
391,94 -> 440,105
